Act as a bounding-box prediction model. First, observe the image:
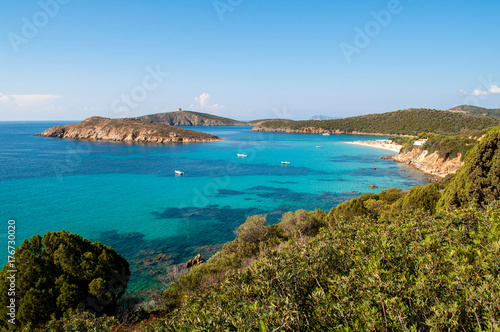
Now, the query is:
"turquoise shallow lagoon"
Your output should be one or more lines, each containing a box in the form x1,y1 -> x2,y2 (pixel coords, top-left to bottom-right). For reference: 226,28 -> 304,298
0,123 -> 430,291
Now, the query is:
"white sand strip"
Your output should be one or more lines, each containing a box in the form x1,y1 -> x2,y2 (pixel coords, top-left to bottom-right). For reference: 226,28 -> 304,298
344,141 -> 402,153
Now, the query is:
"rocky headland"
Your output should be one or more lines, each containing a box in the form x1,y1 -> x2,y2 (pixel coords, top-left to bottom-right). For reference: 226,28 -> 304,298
36,116 -> 222,143
348,140 -> 464,178
390,148 -> 463,178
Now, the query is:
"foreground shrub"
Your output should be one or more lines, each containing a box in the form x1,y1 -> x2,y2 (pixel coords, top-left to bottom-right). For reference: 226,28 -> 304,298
440,125 -> 500,210
0,231 -> 130,329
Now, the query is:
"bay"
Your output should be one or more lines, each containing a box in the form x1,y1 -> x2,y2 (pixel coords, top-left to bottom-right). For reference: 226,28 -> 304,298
0,122 -> 429,291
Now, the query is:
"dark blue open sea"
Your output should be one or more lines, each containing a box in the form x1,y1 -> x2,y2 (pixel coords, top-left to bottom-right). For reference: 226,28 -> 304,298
0,122 -> 430,291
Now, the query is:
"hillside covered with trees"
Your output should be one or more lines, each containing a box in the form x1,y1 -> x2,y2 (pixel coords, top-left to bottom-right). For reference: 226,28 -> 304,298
253,108 -> 500,136
448,105 -> 500,118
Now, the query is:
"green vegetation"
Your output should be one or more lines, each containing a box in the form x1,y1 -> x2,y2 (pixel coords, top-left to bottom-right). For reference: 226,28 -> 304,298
331,184 -> 442,221
420,135 -> 477,160
0,231 -> 130,330
38,310 -> 119,332
439,125 -> 500,210
256,108 -> 500,136
142,207 -> 500,331
448,105 -> 500,118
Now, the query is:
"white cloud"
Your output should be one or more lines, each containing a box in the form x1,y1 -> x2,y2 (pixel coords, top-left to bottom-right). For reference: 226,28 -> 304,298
189,93 -> 225,114
460,85 -> 500,96
489,85 -> 500,94
0,92 -> 61,109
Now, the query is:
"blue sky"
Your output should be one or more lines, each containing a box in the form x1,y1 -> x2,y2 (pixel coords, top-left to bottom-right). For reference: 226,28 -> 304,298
1,0 -> 499,121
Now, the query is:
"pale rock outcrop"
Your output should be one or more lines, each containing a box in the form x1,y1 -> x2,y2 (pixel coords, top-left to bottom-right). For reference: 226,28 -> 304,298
391,148 -> 463,178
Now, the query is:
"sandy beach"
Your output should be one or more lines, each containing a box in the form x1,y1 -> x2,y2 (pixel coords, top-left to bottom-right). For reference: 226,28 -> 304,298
345,140 -> 402,153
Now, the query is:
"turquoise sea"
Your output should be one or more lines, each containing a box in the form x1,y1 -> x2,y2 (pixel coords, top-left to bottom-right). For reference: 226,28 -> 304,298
0,122 -> 430,291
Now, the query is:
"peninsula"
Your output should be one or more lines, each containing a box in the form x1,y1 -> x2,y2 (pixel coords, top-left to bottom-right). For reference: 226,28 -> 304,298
36,116 -> 222,143
252,108 -> 500,136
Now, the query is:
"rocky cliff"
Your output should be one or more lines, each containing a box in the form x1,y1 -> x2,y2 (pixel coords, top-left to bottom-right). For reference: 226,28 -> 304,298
139,110 -> 246,126
391,148 -> 463,178
36,117 -> 222,143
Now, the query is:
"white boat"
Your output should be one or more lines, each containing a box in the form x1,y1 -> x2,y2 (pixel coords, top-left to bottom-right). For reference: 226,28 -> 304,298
281,161 -> 291,165
237,153 -> 248,157
316,145 -> 322,148
174,170 -> 184,176
323,133 -> 330,136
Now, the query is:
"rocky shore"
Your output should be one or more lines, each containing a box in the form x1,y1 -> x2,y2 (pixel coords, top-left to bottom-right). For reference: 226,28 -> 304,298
36,116 -> 222,144
391,148 -> 463,178
348,140 -> 463,178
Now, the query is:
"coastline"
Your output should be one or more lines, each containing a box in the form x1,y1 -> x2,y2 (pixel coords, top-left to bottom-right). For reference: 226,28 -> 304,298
344,140 -> 402,153
345,140 -> 461,180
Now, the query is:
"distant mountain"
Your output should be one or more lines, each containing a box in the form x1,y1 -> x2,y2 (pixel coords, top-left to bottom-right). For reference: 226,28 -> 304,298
138,110 -> 246,126
310,115 -> 337,120
253,108 -> 500,136
36,117 -> 221,143
447,105 -> 500,118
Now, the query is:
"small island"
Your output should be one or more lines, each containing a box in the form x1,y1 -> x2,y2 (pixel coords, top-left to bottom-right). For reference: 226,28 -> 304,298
36,116 -> 222,143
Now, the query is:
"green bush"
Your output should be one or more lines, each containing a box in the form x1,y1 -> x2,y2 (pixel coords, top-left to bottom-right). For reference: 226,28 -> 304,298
278,209 -> 326,238
42,310 -> 120,332
422,134 -> 476,160
236,214 -> 269,243
392,183 -> 442,215
439,125 -> 500,210
332,188 -> 405,221
0,231 -> 130,329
